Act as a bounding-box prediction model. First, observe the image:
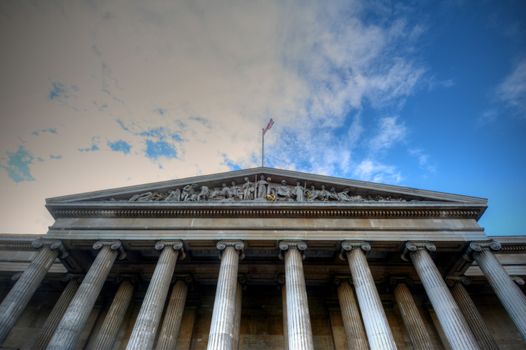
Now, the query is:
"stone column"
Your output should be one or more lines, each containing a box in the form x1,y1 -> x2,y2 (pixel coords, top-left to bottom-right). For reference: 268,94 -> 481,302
469,241 -> 526,341
279,277 -> 289,350
341,241 -> 396,350
404,241 -> 478,350
29,279 -> 79,350
450,281 -> 499,350
279,241 -> 314,350
126,241 -> 184,350
156,279 -> 189,350
207,240 -> 244,350
47,240 -> 124,350
393,282 -> 434,350
90,280 -> 134,350
336,279 -> 369,350
177,307 -> 197,350
0,239 -> 64,344
232,281 -> 243,350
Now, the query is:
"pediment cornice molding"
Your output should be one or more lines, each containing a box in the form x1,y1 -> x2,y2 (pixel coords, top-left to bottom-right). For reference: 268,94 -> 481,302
46,167 -> 488,205
46,201 -> 485,219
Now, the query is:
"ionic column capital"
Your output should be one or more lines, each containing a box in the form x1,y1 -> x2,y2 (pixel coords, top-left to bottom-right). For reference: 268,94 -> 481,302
464,240 -> 501,261
333,276 -> 352,287
216,240 -> 244,259
93,240 -> 126,260
389,276 -> 415,289
278,240 -> 307,260
401,241 -> 436,261
445,275 -> 471,287
155,240 -> 185,260
32,239 -> 68,259
279,240 -> 307,251
172,274 -> 194,287
114,274 -> 140,286
341,240 -> 371,252
340,240 -> 370,260
216,240 -> 244,251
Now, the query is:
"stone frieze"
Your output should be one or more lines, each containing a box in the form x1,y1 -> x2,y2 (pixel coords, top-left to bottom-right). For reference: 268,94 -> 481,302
115,175 -> 410,203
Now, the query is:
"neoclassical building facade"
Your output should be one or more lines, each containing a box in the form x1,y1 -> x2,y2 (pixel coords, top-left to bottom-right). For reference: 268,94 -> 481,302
0,167 -> 525,349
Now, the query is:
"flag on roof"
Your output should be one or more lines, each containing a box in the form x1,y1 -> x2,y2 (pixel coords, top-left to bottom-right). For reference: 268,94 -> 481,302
262,118 -> 274,135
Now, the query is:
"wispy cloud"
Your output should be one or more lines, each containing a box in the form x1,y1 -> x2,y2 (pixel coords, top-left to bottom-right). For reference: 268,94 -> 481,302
496,58 -> 526,119
353,159 -> 402,183
481,57 -> 526,125
409,148 -> 436,174
369,117 -> 407,153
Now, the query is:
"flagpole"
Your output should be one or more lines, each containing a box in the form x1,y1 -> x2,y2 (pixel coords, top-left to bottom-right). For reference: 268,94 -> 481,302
261,128 -> 264,167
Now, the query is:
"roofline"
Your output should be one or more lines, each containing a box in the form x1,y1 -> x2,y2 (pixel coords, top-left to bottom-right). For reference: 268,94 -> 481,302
46,166 -> 488,205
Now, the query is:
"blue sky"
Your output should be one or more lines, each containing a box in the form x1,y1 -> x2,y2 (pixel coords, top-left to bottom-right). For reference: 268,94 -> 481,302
0,0 -> 525,235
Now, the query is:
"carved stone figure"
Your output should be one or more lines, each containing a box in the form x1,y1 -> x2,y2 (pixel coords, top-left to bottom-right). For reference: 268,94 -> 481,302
123,179 -> 411,203
335,190 -> 351,202
221,183 -> 232,199
256,175 -> 268,199
307,185 -> 319,201
230,181 -> 242,200
164,188 -> 181,202
242,177 -> 254,200
181,185 -> 193,201
197,186 -> 210,201
349,193 -> 364,201
129,192 -> 154,202
209,187 -> 222,200
318,185 -> 331,201
329,187 -> 339,201
294,182 -> 305,202
275,180 -> 292,200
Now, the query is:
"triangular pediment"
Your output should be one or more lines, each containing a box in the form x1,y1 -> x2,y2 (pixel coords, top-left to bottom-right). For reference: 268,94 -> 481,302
46,167 -> 487,206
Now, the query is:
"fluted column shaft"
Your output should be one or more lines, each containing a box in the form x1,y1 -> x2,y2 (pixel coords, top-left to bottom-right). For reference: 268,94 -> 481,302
232,282 -> 243,350
127,241 -> 183,350
156,279 -> 188,350
280,241 -> 314,350
451,282 -> 499,350
90,280 -> 134,350
47,241 -> 122,350
343,242 -> 397,350
207,241 -> 243,350
29,279 -> 79,350
281,283 -> 288,350
0,240 -> 62,344
394,283 -> 434,350
408,244 -> 478,350
475,248 -> 526,340
337,281 -> 369,350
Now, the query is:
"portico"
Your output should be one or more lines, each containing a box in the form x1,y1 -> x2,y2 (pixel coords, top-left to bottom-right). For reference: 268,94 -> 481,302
0,167 -> 525,349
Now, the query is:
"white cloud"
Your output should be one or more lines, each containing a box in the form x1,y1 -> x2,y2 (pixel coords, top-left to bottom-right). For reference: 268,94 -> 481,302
409,148 -> 436,173
353,159 -> 402,184
496,58 -> 526,119
369,117 -> 407,153
0,0 -> 426,233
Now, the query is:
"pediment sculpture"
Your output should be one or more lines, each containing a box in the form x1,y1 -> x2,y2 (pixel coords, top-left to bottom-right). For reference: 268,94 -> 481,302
124,175 -> 409,203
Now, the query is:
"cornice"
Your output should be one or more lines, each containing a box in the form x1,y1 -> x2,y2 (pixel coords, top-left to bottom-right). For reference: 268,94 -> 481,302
47,202 -> 484,219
